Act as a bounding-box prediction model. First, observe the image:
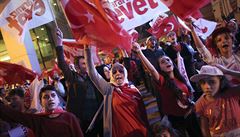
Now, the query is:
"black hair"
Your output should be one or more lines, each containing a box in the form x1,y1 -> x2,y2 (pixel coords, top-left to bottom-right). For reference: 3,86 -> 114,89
8,88 -> 25,98
157,55 -> 192,101
152,123 -> 179,137
211,27 -> 234,55
39,85 -> 58,102
198,76 -> 230,93
74,56 -> 85,67
95,64 -> 110,82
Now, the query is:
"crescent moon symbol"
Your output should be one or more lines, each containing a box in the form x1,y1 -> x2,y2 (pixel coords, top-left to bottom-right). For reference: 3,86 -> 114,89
164,22 -> 174,32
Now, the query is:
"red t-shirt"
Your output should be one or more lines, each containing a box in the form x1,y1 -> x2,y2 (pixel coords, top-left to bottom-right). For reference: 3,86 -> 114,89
112,84 -> 148,137
156,74 -> 191,116
195,88 -> 240,136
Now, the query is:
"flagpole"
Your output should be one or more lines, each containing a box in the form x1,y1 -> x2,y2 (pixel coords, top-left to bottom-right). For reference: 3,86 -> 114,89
54,0 -> 73,30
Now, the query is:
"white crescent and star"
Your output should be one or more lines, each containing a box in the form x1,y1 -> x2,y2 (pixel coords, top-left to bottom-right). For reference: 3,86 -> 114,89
84,11 -> 95,23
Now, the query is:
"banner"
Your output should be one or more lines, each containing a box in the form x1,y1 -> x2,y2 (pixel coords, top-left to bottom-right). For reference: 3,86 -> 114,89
0,0 -> 54,42
107,0 -> 169,30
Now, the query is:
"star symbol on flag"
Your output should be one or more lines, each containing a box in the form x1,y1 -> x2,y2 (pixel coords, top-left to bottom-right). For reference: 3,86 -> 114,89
84,12 -> 95,23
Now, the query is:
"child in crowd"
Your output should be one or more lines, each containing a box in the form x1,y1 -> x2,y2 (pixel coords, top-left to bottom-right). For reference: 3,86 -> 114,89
187,19 -> 240,86
191,65 -> 240,136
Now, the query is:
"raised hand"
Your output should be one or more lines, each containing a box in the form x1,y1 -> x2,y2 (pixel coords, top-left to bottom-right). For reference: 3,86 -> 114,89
56,28 -> 63,46
184,18 -> 194,30
132,42 -> 141,53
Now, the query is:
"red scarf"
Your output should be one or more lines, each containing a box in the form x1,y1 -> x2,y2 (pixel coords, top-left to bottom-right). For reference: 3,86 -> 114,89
38,107 -> 65,116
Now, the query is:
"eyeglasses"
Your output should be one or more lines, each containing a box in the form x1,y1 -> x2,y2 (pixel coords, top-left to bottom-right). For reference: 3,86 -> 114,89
112,68 -> 124,75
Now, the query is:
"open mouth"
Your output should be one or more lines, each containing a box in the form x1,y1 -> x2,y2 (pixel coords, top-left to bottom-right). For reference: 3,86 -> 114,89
222,44 -> 229,48
115,76 -> 122,80
166,65 -> 172,68
48,102 -> 55,106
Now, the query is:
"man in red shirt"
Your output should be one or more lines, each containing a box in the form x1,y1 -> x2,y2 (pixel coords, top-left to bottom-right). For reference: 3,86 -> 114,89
0,85 -> 83,137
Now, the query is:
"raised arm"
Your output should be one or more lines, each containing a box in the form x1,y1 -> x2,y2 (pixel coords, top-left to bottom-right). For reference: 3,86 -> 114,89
185,19 -> 214,64
55,28 -> 76,82
84,45 -> 112,95
132,42 -> 160,81
215,64 -> 240,78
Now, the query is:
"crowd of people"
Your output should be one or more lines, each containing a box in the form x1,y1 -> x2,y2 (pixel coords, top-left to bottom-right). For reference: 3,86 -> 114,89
0,17 -> 240,137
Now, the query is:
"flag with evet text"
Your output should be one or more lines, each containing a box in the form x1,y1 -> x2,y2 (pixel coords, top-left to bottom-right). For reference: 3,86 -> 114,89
0,0 -> 54,42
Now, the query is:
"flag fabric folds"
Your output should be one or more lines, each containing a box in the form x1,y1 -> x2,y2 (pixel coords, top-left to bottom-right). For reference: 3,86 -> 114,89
62,39 -> 100,65
193,18 -> 217,39
160,0 -> 210,19
0,62 -> 36,85
148,15 -> 180,38
60,0 -> 132,51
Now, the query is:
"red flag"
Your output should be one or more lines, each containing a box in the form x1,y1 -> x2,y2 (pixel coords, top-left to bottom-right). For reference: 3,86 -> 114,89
60,0 -> 132,51
0,62 -> 36,85
160,0 -> 210,19
62,39 -> 101,65
148,16 -> 180,38
190,10 -> 203,19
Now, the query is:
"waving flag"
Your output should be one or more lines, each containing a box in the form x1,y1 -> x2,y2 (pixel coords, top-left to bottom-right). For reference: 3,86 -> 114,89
148,15 -> 180,38
193,18 -> 217,39
60,0 -> 132,51
62,39 -> 100,65
160,0 -> 210,19
0,62 -> 36,84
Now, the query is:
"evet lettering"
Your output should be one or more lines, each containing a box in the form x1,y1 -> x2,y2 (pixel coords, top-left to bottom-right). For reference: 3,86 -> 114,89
111,0 -> 159,23
6,0 -> 45,35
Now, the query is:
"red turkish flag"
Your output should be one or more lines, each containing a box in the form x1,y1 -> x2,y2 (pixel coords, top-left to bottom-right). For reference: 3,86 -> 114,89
60,0 -> 132,51
0,62 -> 36,85
160,0 -> 210,19
148,16 -> 180,38
62,39 -> 100,65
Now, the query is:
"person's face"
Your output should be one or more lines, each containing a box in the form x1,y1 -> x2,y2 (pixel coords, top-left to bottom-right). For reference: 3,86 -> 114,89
199,76 -> 221,97
215,33 -> 233,55
78,58 -> 87,73
167,33 -> 177,44
112,65 -> 125,86
158,56 -> 174,73
9,95 -> 24,111
104,56 -> 112,65
147,38 -> 157,49
41,90 -> 60,112
103,66 -> 110,80
160,130 -> 171,137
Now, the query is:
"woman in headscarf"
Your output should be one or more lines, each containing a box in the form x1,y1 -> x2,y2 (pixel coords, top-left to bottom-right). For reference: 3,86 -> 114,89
84,45 -> 148,137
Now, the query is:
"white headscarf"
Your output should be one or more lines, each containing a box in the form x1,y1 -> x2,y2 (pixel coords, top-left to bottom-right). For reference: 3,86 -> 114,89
109,63 -> 129,86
